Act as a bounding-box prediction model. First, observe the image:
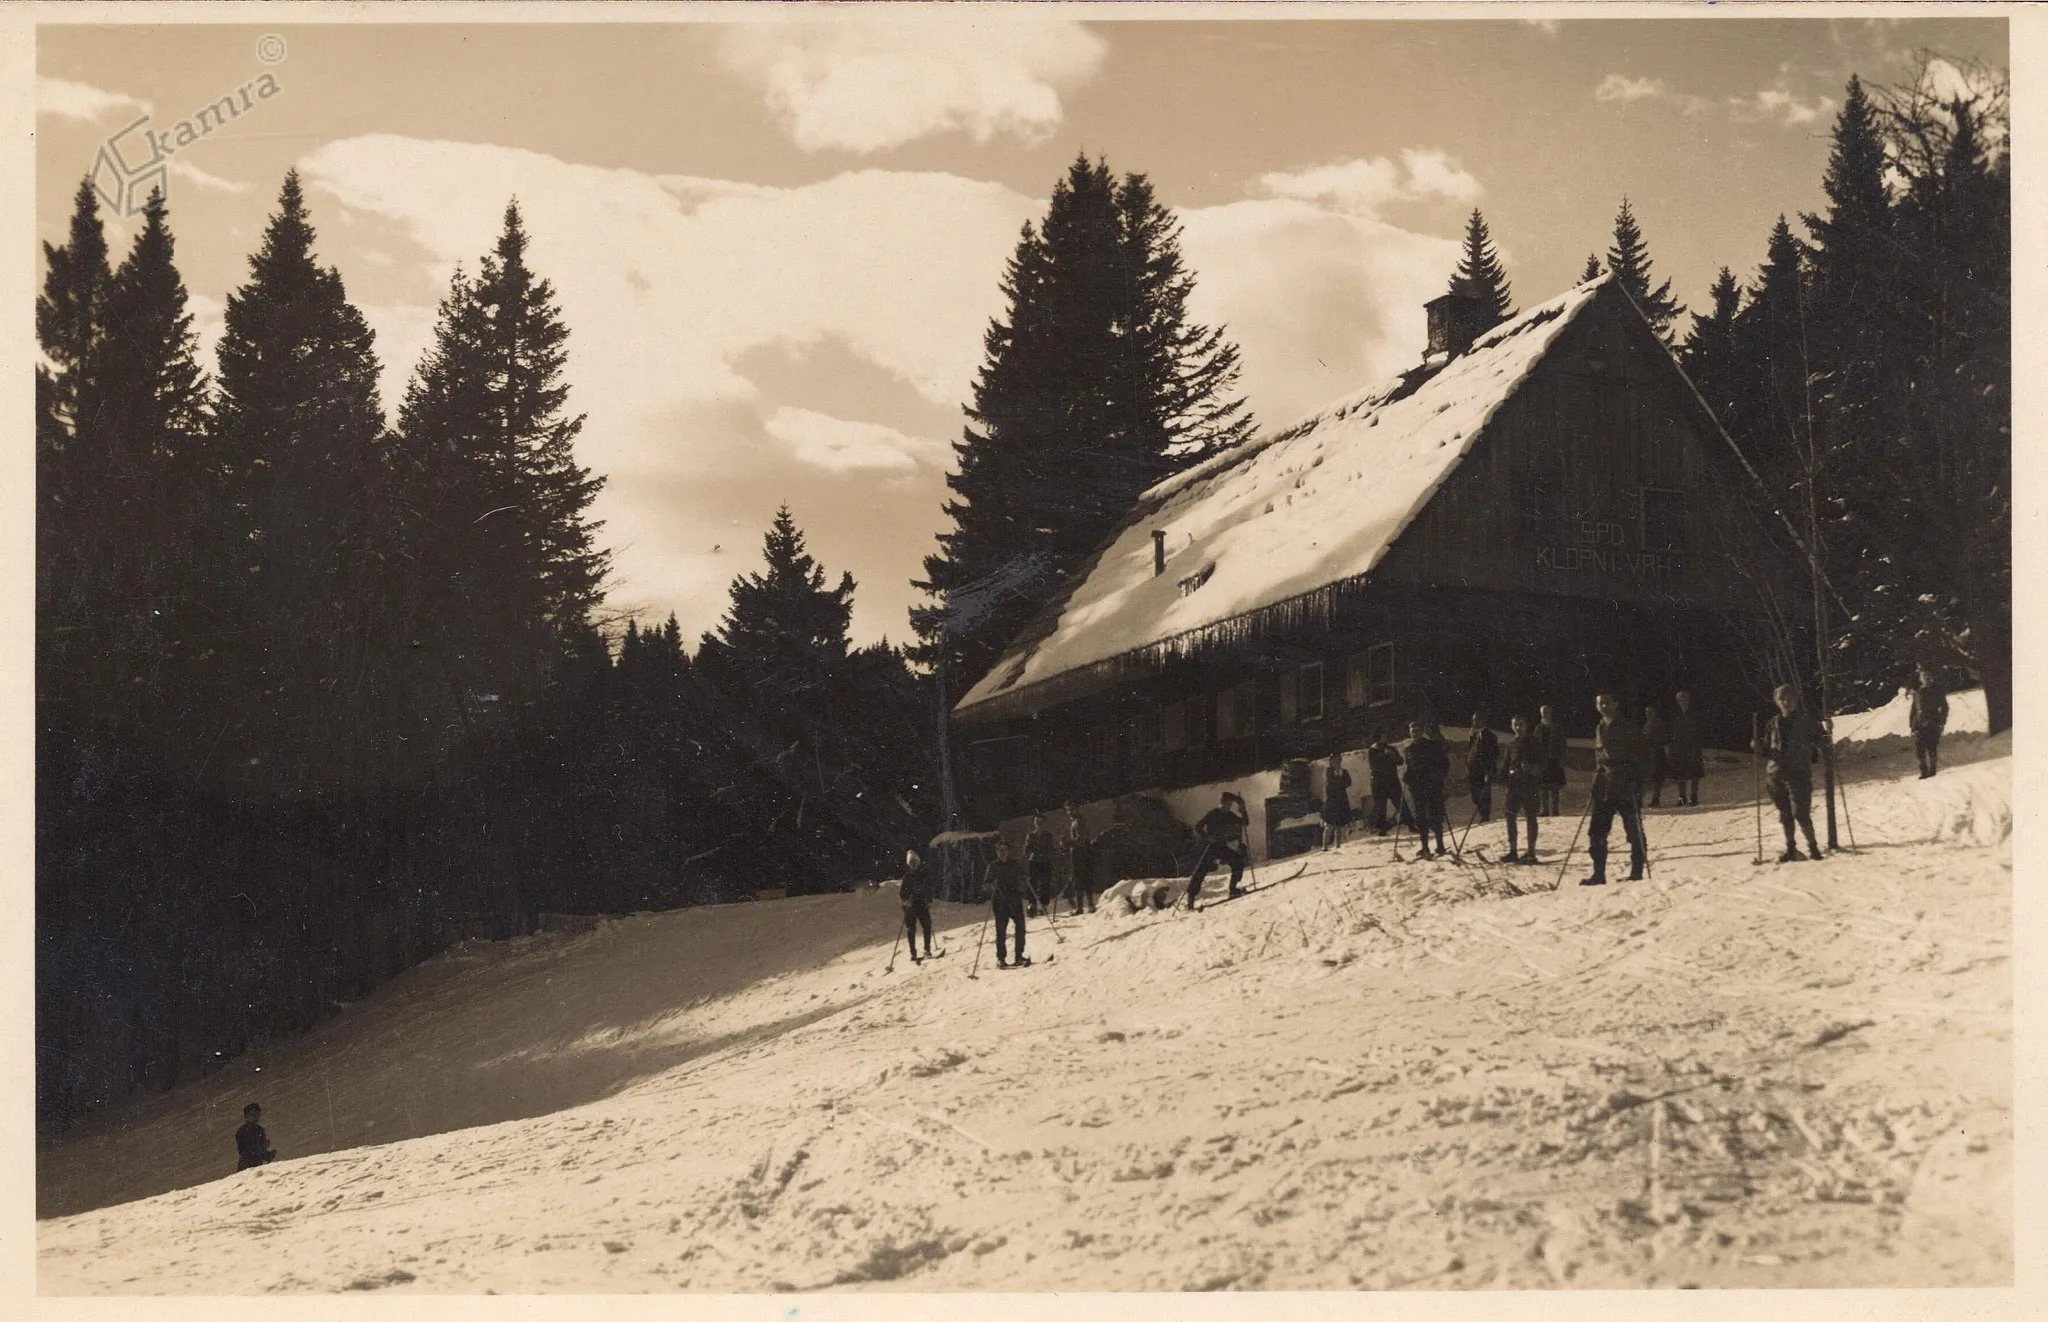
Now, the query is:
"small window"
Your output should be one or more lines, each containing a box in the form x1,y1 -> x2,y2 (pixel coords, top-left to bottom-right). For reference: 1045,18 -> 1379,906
1345,653 -> 1368,709
1298,663 -> 1324,723
1367,644 -> 1395,707
1162,701 -> 1187,753
1280,671 -> 1299,726
1217,680 -> 1258,741
1641,487 -> 1687,552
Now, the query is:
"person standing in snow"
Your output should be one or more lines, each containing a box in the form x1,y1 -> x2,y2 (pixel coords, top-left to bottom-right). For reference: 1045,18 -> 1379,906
1755,683 -> 1824,862
1668,690 -> 1705,806
1024,812 -> 1056,916
1910,664 -> 1950,779
236,1102 -> 276,1171
984,838 -> 1031,967
1537,704 -> 1567,817
1365,730 -> 1408,835
1464,714 -> 1499,823
1186,791 -> 1250,910
1320,752 -> 1354,850
1579,693 -> 1649,886
1063,802 -> 1097,914
1500,713 -> 1545,863
1404,720 -> 1452,858
900,849 -> 936,962
1642,703 -> 1671,808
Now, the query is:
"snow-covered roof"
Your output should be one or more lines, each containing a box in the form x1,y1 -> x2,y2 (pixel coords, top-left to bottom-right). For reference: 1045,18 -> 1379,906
957,278 -> 1608,717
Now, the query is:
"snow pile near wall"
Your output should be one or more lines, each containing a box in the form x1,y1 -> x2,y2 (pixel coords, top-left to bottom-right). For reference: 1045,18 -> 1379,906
1833,687 -> 1988,745
959,280 -> 1607,712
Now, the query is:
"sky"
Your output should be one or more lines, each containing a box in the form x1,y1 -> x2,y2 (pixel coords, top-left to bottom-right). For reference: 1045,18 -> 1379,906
35,12 -> 2008,649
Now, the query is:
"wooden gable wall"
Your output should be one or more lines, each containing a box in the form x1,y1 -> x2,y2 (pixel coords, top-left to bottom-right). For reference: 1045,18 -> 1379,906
1374,282 -> 1802,617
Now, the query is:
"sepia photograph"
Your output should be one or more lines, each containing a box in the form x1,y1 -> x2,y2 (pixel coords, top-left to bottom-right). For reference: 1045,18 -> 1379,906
25,1 -> 2024,1302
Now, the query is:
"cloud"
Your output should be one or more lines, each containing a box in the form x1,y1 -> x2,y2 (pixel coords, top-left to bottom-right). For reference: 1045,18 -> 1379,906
1181,198 -> 1462,434
717,16 -> 1106,153
38,75 -> 150,123
298,135 -> 1040,640
1594,73 -> 1664,104
1255,149 -> 1481,219
167,157 -> 250,193
1737,86 -> 1836,128
765,406 -> 946,475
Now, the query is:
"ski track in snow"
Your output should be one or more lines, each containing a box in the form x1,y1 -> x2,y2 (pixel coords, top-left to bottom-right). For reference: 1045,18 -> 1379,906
39,733 -> 2011,1292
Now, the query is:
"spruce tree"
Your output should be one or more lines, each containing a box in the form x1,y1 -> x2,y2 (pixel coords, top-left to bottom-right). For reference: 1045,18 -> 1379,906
706,505 -> 854,706
209,171 -> 391,792
918,153 -> 1254,685
1604,197 -> 1684,343
1580,253 -> 1602,283
1446,209 -> 1514,327
1679,267 -> 1743,440
394,202 -> 609,723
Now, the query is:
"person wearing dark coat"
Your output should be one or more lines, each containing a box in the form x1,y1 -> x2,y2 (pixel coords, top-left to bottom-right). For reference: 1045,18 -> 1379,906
900,849 -> 936,961
236,1102 -> 276,1172
1403,720 -> 1452,858
1756,684 -> 1824,862
1062,803 -> 1099,915
1365,731 -> 1409,834
1668,690 -> 1706,806
1320,753 -> 1354,849
1909,665 -> 1950,779
984,839 -> 1031,967
1579,693 -> 1649,886
1024,813 -> 1056,916
1464,715 -> 1499,823
1500,714 -> 1545,863
1537,704 -> 1567,817
1642,705 -> 1671,808
1186,792 -> 1250,910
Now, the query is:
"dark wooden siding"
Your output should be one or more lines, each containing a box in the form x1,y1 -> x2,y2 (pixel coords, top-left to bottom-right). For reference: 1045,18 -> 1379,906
1374,287 -> 1794,616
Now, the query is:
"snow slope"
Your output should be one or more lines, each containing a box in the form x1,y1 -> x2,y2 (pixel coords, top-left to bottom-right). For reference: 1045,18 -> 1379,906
39,743 -> 2010,1292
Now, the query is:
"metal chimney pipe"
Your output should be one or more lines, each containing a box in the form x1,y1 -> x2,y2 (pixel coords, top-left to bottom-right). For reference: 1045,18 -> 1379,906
1152,529 -> 1167,576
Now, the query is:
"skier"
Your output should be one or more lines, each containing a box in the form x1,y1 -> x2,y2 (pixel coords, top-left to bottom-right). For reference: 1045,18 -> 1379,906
1537,704 -> 1567,817
1500,713 -> 1545,863
1320,752 -> 1354,850
1365,729 -> 1408,835
1403,720 -> 1452,858
1642,703 -> 1670,808
984,838 -> 1031,967
1579,692 -> 1649,886
236,1102 -> 276,1172
1909,664 -> 1949,779
1464,713 -> 1499,823
1185,791 -> 1250,910
900,848 -> 935,962
1024,812 -> 1056,916
1668,690 -> 1705,806
1063,802 -> 1097,915
1755,683 -> 1824,862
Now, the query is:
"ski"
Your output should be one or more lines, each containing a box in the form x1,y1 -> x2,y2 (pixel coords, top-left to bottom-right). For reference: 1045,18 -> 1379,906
1192,862 -> 1311,910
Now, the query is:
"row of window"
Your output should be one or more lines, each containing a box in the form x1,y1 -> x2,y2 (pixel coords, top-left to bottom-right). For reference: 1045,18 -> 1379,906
1148,644 -> 1396,755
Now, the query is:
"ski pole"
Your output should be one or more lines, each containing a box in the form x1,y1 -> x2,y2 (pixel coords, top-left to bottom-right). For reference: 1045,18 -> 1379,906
885,920 -> 904,974
1551,795 -> 1593,892
1752,712 -> 1764,866
967,908 -> 992,979
1451,796 -> 1483,860
1829,721 -> 1858,851
1633,799 -> 1655,882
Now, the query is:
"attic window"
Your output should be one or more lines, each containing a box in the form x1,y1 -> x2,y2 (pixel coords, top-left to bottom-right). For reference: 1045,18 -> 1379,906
1177,563 -> 1215,597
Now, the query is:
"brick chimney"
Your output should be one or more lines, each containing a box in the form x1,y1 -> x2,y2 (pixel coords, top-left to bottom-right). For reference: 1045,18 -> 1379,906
1152,529 -> 1167,576
1425,292 -> 1490,359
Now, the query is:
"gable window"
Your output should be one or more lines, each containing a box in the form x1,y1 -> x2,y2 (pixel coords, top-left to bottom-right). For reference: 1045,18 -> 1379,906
1641,487 -> 1688,552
